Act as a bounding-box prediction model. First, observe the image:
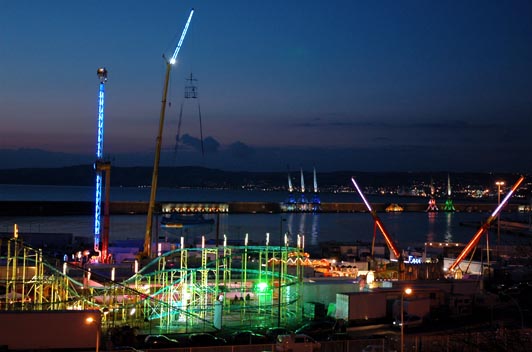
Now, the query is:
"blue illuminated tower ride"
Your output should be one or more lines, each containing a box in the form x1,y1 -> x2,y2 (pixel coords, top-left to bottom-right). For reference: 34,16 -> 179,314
94,67 -> 110,261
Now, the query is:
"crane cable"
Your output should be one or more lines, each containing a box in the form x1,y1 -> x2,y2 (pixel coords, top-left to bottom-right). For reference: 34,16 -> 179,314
174,101 -> 184,156
198,100 -> 204,156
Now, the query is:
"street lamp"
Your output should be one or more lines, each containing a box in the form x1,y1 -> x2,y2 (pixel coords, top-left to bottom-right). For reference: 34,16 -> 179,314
85,315 -> 100,352
401,287 -> 412,352
495,181 -> 505,252
278,217 -> 286,327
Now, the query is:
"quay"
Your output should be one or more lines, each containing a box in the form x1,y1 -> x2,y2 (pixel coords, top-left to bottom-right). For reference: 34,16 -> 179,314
0,200 -> 519,216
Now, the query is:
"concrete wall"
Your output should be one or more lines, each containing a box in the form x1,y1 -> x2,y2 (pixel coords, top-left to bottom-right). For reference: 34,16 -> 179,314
0,310 -> 100,350
302,278 -> 360,307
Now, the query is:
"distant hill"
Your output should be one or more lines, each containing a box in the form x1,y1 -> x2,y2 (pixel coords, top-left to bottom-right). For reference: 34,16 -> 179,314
0,165 -> 524,192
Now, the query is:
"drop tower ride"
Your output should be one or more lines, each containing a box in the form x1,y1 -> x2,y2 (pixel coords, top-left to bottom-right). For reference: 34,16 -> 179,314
93,68 -> 111,262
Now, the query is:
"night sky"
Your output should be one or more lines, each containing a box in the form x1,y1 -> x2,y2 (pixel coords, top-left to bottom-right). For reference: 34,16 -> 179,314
1,0 -> 531,173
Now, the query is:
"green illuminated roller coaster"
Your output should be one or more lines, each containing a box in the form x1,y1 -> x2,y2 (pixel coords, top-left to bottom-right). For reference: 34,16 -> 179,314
0,233 -> 305,333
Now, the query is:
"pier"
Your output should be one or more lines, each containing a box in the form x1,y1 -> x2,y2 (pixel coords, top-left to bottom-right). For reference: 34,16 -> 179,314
0,200 -> 521,216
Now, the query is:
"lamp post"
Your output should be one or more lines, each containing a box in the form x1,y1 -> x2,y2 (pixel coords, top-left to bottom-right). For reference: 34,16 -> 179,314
85,315 -> 100,352
401,287 -> 412,352
495,181 -> 505,253
278,217 -> 286,327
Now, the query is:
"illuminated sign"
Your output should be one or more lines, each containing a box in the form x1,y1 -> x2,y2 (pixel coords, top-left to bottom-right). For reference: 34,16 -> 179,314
406,255 -> 422,264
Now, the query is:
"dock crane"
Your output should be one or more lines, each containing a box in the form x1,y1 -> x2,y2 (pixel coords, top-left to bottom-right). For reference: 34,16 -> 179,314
351,177 -> 401,259
143,9 -> 194,258
448,175 -> 525,273
93,67 -> 111,262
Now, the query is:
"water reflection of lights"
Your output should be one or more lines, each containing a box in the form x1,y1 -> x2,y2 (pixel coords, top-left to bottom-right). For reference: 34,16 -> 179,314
426,212 -> 436,242
286,213 -> 320,246
311,214 -> 319,246
299,212 -> 307,240
444,213 -> 453,243
425,213 -> 454,244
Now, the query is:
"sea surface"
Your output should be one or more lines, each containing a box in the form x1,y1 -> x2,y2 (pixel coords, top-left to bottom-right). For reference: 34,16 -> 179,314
0,184 -> 529,248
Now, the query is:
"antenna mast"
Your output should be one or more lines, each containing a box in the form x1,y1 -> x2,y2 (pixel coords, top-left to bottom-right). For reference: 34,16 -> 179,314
175,73 -> 204,155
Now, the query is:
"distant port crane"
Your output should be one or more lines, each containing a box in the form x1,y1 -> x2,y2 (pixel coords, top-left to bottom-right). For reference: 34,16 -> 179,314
311,167 -> 321,205
442,173 -> 456,212
93,67 -> 111,262
144,9 -> 194,258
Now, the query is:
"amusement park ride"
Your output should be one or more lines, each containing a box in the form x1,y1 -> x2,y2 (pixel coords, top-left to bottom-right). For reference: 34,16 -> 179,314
448,175 -> 525,272
351,175 -> 526,276
2,227 -> 306,333
351,177 -> 401,260
93,67 -> 111,263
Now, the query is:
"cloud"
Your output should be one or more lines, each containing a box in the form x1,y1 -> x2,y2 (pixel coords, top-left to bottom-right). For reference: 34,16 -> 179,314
290,117 -> 502,131
179,134 -> 202,151
179,134 -> 220,153
1,133 -> 531,174
203,137 -> 220,153
227,141 -> 255,159
403,120 -> 498,130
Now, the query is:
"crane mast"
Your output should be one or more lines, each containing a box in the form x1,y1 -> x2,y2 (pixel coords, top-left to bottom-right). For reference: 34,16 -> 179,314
143,9 -> 194,258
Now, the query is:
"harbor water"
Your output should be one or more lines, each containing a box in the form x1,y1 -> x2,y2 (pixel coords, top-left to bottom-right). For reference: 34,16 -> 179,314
0,184 -> 529,248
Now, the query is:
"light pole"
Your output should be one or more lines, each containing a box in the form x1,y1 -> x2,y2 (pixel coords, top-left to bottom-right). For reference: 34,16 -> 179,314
401,287 -> 412,352
278,217 -> 286,327
495,181 -> 505,253
85,315 -> 100,352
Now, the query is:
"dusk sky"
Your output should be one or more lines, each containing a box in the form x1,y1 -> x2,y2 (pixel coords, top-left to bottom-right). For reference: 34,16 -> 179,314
1,0 -> 531,172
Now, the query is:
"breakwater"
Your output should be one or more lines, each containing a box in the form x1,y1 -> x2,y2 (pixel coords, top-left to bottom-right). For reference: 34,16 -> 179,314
0,200 -> 516,216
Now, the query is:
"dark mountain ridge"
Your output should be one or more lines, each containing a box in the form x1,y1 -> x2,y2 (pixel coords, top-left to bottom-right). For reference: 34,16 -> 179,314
0,165 -> 525,192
